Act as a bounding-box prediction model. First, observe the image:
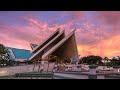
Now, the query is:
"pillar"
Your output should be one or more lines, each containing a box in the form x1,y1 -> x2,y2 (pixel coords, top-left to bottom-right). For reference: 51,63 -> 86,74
113,66 -> 120,74
88,65 -> 98,79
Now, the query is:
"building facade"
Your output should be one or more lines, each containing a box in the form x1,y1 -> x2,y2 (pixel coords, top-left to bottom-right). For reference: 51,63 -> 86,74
7,28 -> 79,63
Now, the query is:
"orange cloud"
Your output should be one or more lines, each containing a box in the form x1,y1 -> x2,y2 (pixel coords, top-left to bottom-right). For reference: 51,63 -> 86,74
77,34 -> 120,58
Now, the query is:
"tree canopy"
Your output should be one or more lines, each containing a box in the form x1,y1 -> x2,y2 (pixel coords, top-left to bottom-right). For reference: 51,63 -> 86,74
0,44 -> 7,54
79,55 -> 103,65
0,44 -> 9,62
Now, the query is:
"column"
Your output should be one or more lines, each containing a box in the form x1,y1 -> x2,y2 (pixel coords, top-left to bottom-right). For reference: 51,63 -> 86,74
88,65 -> 98,79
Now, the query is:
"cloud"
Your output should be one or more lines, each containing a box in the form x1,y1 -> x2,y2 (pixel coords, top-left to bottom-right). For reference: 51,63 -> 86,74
0,11 -> 120,58
97,11 -> 120,25
75,11 -> 120,58
77,34 -> 120,58
0,21 -> 48,50
0,14 -> 84,50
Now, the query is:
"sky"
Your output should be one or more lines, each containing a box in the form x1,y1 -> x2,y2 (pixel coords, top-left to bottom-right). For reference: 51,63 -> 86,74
0,11 -> 120,58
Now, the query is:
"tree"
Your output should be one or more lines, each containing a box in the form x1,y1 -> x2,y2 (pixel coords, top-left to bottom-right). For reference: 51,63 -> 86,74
111,57 -> 118,62
79,55 -> 103,65
104,57 -> 109,61
0,44 -> 10,66
0,44 -> 7,54
105,56 -> 120,66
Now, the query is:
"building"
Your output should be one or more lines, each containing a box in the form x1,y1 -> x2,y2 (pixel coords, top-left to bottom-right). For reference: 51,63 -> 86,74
7,47 -> 33,62
7,28 -> 79,63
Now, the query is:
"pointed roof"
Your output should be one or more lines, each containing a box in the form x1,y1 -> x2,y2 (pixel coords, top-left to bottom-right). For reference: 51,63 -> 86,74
31,28 -> 60,53
31,44 -> 38,48
29,30 -> 65,60
30,43 -> 38,50
42,30 -> 78,60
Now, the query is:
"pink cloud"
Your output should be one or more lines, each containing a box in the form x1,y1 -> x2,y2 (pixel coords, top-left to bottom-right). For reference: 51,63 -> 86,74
97,11 -> 120,25
0,15 -> 82,50
0,22 -> 48,50
1,11 -> 120,58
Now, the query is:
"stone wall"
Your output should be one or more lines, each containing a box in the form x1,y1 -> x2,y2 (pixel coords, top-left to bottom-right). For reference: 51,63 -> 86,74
0,63 -> 55,76
0,65 -> 34,76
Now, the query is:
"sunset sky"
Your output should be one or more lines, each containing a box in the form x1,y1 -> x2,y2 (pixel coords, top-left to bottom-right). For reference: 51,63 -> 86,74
0,11 -> 120,58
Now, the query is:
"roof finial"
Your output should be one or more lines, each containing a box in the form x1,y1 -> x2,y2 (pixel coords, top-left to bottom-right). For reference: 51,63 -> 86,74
73,28 -> 76,32
58,27 -> 60,30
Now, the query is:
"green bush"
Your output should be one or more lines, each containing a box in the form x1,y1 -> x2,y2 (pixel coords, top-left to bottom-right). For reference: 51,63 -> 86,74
27,60 -> 33,64
105,61 -> 120,66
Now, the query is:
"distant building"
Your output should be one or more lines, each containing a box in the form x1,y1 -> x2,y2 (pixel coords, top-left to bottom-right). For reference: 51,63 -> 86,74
101,59 -> 111,63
